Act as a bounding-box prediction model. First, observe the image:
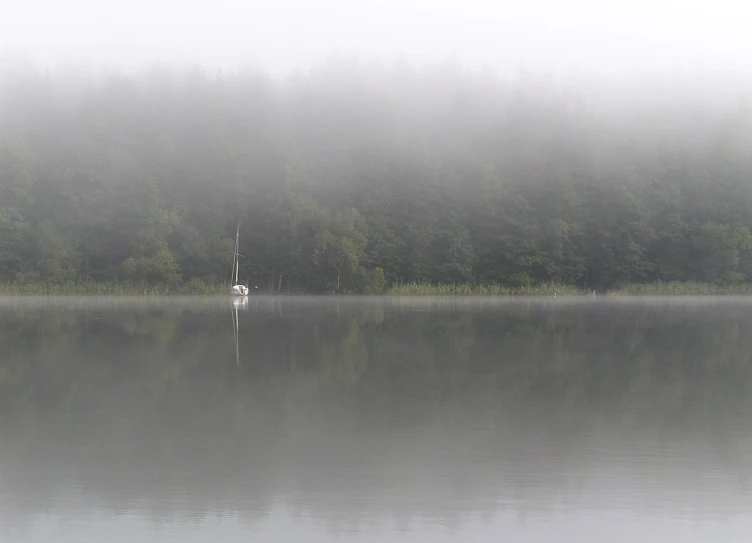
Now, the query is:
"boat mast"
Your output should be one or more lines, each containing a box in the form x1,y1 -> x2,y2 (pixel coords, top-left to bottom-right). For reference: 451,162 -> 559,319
231,239 -> 236,287
234,223 -> 240,285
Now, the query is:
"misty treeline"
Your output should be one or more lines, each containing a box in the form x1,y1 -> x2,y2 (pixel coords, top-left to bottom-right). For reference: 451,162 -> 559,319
2,57 -> 752,292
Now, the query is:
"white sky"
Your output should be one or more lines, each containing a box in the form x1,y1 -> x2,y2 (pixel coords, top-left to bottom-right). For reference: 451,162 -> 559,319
1,0 -> 751,75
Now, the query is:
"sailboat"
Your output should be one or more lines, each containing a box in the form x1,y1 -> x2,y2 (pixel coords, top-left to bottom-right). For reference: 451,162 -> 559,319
230,223 -> 249,297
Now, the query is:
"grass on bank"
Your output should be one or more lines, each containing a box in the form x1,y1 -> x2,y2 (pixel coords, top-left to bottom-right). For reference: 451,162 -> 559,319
608,281 -> 752,296
0,279 -> 227,296
389,280 -> 752,296
387,282 -> 579,296
4,279 -> 752,296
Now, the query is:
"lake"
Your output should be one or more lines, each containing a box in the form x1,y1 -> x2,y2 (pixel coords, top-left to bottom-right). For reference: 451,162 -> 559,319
2,296 -> 752,542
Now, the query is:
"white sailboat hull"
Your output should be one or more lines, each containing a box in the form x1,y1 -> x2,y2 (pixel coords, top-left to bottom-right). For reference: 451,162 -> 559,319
231,285 -> 249,296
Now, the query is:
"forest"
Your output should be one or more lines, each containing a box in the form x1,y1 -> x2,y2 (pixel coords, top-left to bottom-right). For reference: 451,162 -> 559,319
2,57 -> 752,293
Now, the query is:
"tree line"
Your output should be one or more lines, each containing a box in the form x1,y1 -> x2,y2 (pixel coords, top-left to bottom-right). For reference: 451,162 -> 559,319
2,58 -> 752,292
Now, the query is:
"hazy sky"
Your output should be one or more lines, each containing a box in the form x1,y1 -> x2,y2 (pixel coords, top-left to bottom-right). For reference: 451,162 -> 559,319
2,0 -> 751,75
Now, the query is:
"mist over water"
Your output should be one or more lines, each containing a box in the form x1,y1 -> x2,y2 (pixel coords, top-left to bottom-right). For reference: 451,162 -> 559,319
2,296 -> 752,542
3,2 -> 752,541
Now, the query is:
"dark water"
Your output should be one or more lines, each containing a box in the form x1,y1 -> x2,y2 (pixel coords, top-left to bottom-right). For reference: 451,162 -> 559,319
2,296 -> 752,542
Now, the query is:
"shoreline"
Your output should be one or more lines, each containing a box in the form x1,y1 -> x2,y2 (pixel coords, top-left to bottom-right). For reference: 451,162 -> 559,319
3,280 -> 752,296
387,281 -> 752,296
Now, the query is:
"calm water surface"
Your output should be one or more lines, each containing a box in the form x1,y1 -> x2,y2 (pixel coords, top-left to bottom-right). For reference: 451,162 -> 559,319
2,296 -> 752,542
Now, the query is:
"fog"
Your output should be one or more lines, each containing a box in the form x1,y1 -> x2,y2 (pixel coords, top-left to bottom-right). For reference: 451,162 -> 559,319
4,0 -> 752,76
2,1 -> 752,294
4,6 -> 752,539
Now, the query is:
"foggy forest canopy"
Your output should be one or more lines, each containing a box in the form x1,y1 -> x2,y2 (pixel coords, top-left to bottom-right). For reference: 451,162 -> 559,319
2,56 -> 752,293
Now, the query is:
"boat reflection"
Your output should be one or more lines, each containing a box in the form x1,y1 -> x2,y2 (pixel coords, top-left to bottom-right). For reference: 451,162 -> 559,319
231,297 -> 248,367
